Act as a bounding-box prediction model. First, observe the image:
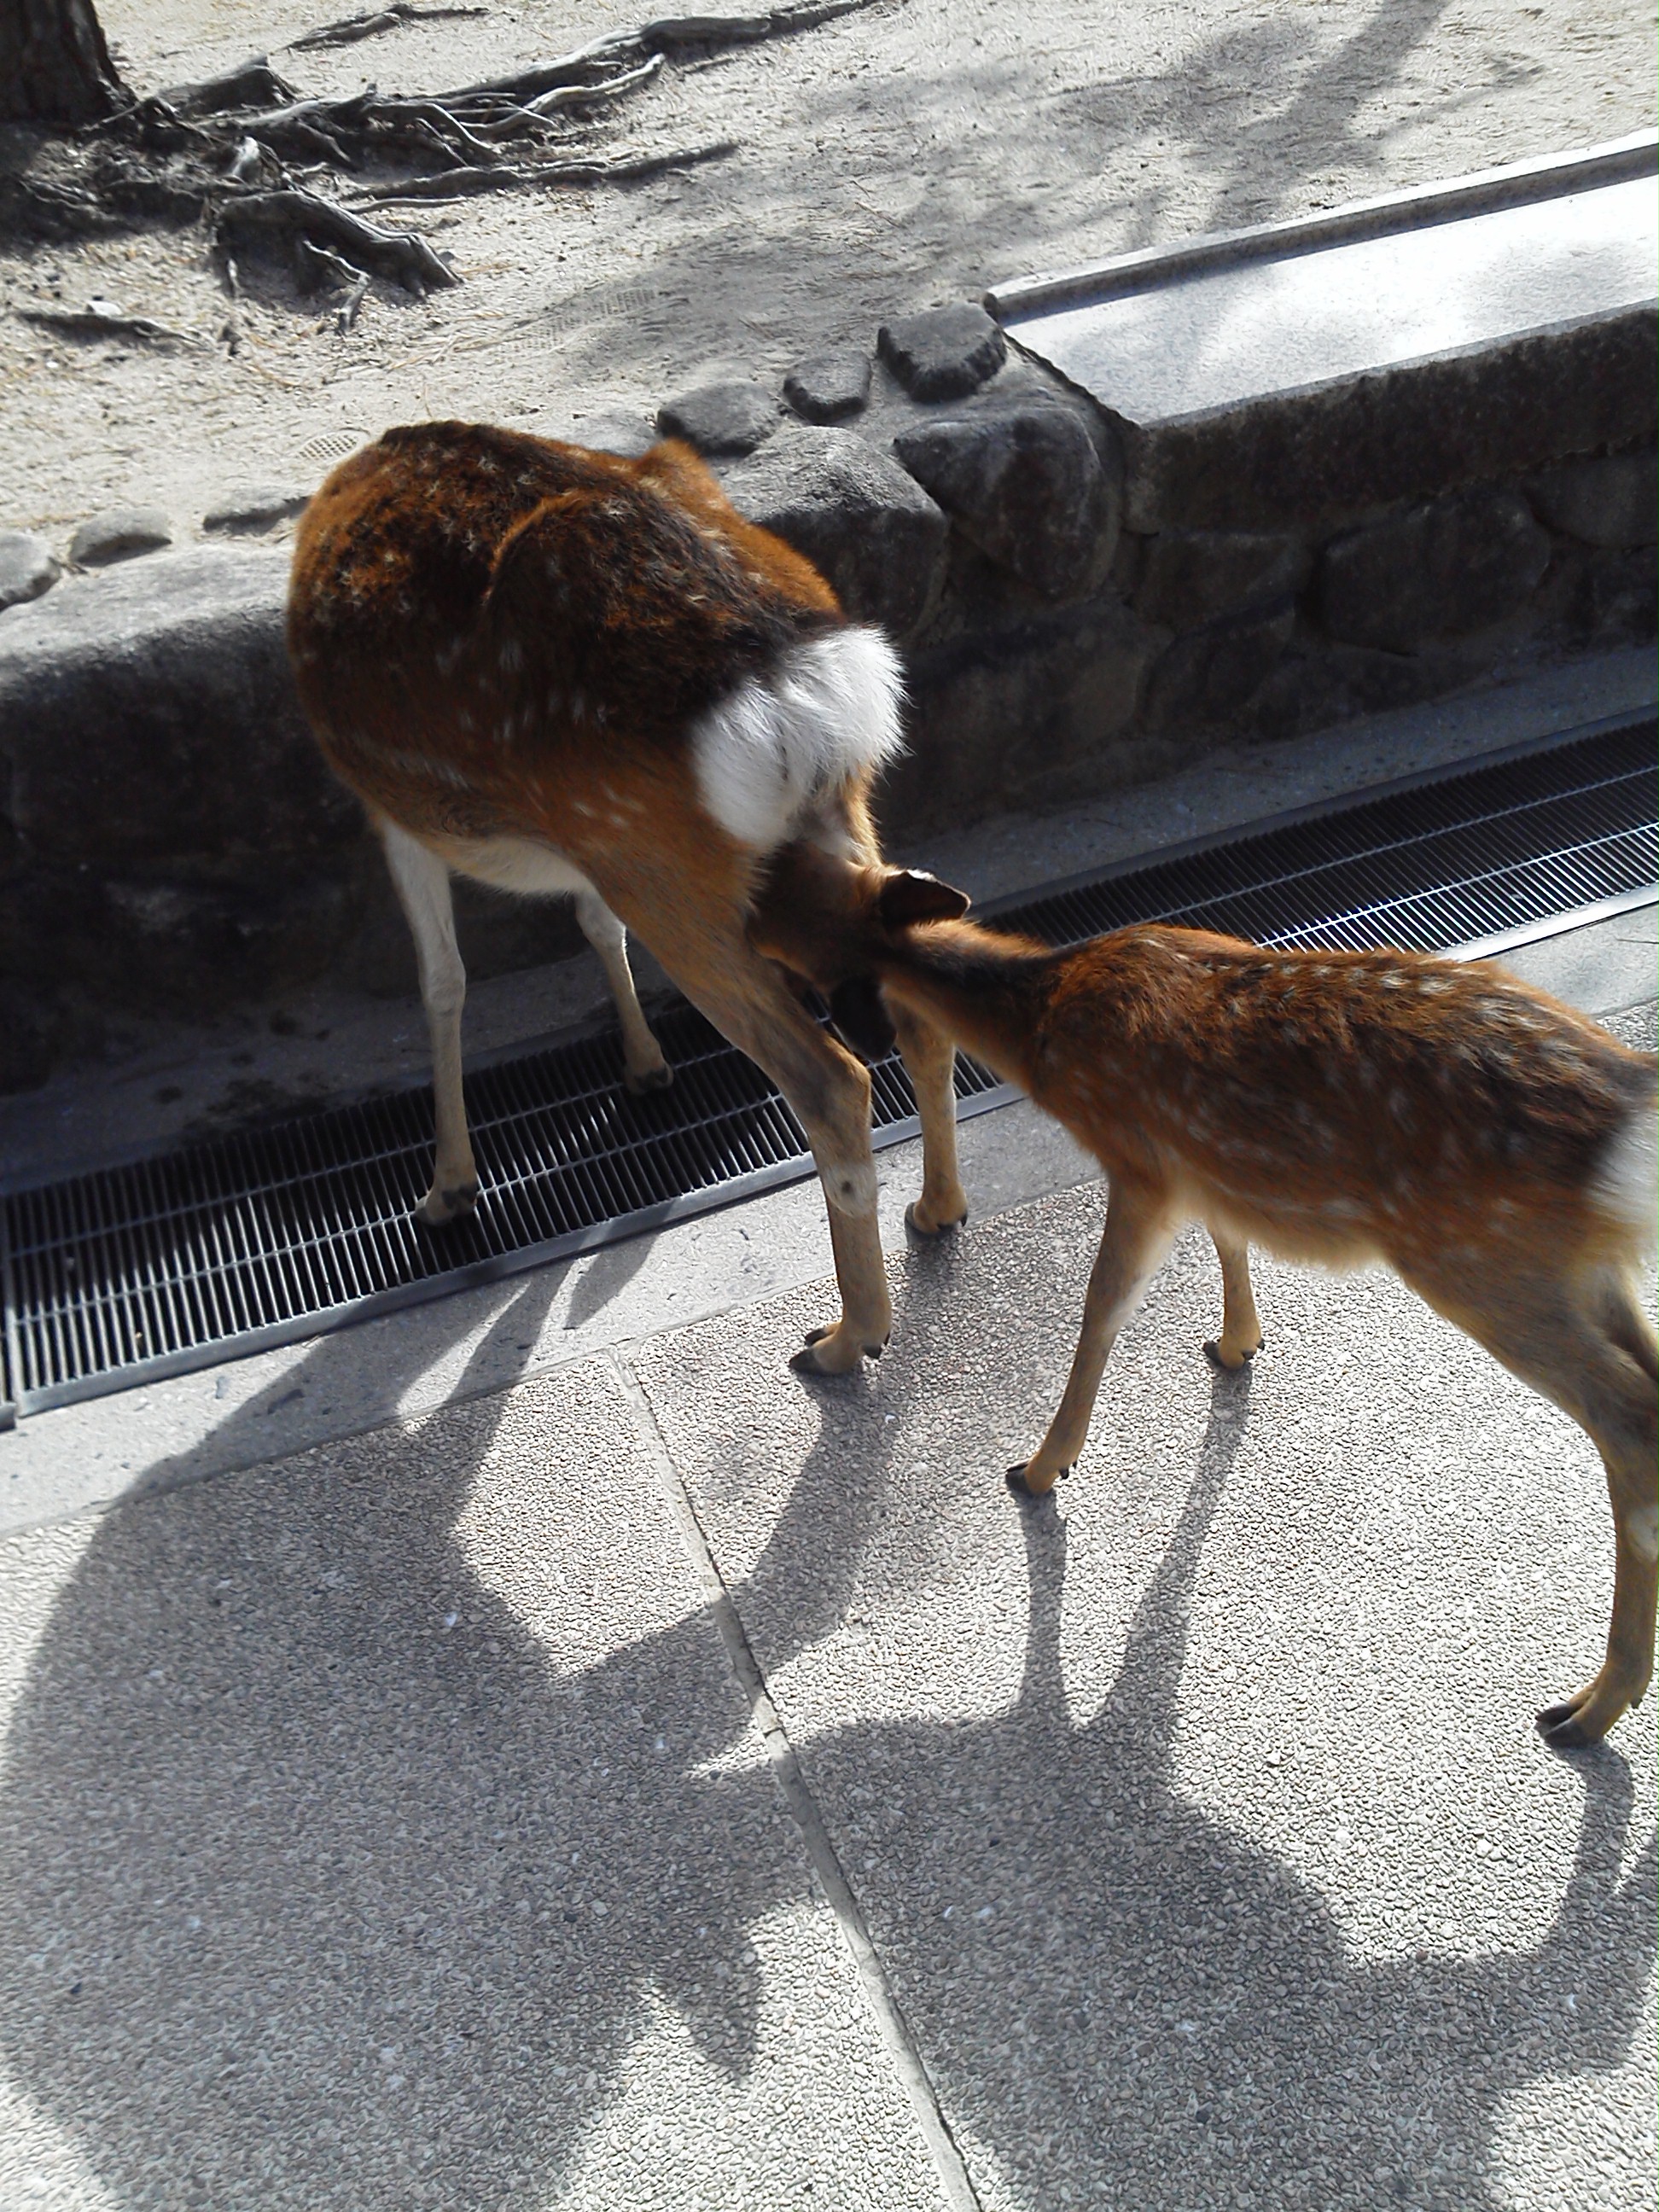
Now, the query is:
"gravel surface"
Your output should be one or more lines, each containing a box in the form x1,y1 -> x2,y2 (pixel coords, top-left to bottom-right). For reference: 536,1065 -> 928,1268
1,0 -> 1651,538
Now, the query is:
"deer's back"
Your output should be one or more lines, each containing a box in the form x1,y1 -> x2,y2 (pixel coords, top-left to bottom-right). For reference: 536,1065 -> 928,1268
1037,928 -> 1656,1267
286,422 -> 844,847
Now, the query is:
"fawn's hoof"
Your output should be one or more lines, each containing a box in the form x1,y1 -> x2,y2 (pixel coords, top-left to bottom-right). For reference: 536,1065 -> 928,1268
1203,1335 -> 1262,1372
1534,1680 -> 1637,1750
905,1199 -> 969,1240
1005,1462 -> 1070,1499
624,1061 -> 674,1097
416,1179 -> 480,1226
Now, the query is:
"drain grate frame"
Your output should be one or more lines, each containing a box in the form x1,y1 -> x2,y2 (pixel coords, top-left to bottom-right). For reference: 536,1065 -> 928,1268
3,710 -> 1654,1420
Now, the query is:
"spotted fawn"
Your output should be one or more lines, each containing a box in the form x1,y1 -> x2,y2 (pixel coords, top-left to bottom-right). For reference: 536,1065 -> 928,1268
750,847 -> 1658,1745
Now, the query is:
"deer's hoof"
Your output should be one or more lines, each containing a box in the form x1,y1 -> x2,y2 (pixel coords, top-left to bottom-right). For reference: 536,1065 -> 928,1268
792,1324 -> 888,1377
416,1179 -> 479,1226
1536,1703 -> 1593,1750
624,1062 -> 673,1097
905,1199 -> 969,1240
1203,1336 -> 1261,1372
1005,1462 -> 1069,1499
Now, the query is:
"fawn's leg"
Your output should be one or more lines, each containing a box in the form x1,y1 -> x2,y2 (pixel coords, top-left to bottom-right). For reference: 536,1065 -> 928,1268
889,1001 -> 969,1237
573,888 -> 672,1094
1205,1231 -> 1265,1370
1404,1256 -> 1656,1747
1009,1181 -> 1175,1497
380,819 -> 478,1225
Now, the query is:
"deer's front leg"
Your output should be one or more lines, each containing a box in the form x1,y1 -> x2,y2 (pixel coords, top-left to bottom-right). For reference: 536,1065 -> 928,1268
1008,1184 -> 1174,1497
890,1000 -> 969,1238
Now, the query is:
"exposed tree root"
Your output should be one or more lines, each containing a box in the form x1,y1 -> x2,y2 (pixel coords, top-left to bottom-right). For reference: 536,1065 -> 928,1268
1,0 -> 890,316
17,300 -> 198,345
347,137 -> 737,203
216,189 -> 459,294
288,4 -> 489,53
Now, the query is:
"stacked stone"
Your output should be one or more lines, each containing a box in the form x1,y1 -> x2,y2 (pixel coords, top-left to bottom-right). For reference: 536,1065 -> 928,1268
1,291 -> 1652,1090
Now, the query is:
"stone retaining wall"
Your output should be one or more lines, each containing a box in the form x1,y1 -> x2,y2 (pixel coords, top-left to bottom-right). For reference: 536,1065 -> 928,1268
0,296 -> 1653,1091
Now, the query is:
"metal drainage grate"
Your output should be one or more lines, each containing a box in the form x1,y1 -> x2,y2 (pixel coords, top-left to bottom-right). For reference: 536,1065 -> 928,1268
3,713 -> 1654,1418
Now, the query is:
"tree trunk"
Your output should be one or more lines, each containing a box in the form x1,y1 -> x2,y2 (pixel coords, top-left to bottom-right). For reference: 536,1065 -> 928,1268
0,0 -> 126,126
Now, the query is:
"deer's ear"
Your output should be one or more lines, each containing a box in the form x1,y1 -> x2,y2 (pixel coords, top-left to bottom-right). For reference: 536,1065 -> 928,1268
878,870 -> 970,928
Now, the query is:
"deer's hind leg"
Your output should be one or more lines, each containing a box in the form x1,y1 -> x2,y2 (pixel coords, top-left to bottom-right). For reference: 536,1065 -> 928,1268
573,888 -> 672,1095
1402,1254 -> 1657,1748
1205,1230 -> 1265,1371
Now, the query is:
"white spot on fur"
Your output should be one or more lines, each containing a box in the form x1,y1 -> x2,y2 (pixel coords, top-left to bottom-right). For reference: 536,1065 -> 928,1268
498,637 -> 524,674
690,627 -> 905,852
1592,1098 -> 1658,1250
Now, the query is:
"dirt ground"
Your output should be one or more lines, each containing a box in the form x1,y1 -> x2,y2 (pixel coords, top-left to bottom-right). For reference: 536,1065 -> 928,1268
0,0 -> 1652,543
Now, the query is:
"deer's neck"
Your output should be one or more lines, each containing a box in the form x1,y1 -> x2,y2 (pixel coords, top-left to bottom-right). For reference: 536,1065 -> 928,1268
878,923 -> 1057,1091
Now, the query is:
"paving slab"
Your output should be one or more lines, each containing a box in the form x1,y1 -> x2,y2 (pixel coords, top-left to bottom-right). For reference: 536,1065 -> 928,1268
635,1013 -> 1658,2211
0,1355 -> 952,2211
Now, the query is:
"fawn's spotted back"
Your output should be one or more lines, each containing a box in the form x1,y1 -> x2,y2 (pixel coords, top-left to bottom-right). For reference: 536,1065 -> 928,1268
1029,928 -> 1656,1268
747,847 -> 1656,1743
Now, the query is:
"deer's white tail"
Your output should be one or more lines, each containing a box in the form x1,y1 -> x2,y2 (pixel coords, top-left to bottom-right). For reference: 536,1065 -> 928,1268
1594,1092 -> 1658,1250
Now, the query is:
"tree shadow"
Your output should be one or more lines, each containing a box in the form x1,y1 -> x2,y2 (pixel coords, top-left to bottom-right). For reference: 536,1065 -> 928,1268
554,0 -> 1481,401
0,1281 -> 1648,2208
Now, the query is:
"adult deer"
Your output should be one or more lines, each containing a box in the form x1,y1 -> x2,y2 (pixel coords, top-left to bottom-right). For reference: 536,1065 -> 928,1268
287,421 -> 966,1373
749,847 -> 1659,1744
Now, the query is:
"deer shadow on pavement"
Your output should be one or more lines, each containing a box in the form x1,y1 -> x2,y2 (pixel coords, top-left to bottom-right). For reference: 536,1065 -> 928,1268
0,1286 -> 1649,2209
793,1367 -> 1656,2209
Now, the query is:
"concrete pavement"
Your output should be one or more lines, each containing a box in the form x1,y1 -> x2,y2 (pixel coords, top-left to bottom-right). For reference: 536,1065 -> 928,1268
0,998 -> 1651,2209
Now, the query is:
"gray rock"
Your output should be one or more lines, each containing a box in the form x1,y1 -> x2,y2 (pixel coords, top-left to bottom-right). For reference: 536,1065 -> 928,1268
1119,305 -> 1656,533
1135,529 -> 1308,629
69,506 -> 173,568
0,980 -> 61,1095
570,410 -> 657,459
1142,602 -> 1296,732
202,485 -> 311,534
0,530 -> 59,614
1563,539 -> 1658,648
892,401 -> 1118,602
655,380 -> 782,457
1318,492 -> 1553,652
891,597 -> 1155,831
1528,449 -> 1657,547
876,305 -> 1007,403
1249,639 -> 1447,742
0,549 -> 362,1018
720,427 -> 948,634
784,349 -> 872,424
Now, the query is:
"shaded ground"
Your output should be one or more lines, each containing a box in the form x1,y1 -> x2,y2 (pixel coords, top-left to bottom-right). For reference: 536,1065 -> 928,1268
0,0 -> 1651,538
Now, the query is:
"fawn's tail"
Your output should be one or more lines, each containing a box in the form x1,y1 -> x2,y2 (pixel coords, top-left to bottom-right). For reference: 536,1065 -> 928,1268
1593,1067 -> 1659,1251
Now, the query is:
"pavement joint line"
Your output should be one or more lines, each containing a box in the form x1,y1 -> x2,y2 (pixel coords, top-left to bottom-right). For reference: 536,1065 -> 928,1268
604,1345 -> 986,2212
